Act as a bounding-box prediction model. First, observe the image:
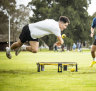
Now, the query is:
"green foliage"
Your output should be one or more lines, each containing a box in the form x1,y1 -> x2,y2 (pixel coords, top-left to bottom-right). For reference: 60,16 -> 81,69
64,37 -> 74,50
0,0 -> 16,38
0,11 -> 8,34
0,0 -> 16,14
41,34 -> 57,50
0,1 -> 30,42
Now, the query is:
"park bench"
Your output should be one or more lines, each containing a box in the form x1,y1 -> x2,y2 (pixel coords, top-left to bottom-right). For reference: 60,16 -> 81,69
36,62 -> 78,72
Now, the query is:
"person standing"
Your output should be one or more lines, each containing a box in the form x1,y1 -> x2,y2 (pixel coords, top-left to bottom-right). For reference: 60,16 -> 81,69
90,17 -> 96,67
72,43 -> 76,51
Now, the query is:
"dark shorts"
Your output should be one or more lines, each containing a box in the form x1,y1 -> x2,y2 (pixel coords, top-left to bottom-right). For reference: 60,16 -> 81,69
93,39 -> 96,45
19,25 -> 38,43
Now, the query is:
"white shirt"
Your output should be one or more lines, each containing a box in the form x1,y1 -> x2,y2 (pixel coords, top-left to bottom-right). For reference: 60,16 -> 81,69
28,19 -> 61,39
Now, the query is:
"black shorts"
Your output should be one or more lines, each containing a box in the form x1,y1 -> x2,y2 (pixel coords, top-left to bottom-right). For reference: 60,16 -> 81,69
93,39 -> 96,45
19,25 -> 38,43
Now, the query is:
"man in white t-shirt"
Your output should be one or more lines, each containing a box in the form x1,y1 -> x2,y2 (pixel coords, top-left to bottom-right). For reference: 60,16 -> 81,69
6,16 -> 70,59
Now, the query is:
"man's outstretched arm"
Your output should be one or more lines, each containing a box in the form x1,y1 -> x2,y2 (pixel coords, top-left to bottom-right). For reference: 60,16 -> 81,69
55,36 -> 64,46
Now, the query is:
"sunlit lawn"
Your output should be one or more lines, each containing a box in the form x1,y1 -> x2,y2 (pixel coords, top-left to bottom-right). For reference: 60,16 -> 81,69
0,50 -> 96,91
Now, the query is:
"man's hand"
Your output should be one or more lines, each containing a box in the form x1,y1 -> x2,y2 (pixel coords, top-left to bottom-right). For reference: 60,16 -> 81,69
55,36 -> 64,46
55,42 -> 62,46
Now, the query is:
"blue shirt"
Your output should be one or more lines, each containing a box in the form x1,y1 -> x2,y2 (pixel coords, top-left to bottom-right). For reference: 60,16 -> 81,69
91,17 -> 96,28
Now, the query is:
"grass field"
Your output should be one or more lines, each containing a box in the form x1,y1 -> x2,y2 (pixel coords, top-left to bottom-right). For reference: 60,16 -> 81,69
0,51 -> 96,91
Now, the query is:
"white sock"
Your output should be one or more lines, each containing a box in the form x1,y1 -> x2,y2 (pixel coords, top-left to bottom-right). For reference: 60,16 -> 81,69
21,45 -> 27,50
93,58 -> 96,61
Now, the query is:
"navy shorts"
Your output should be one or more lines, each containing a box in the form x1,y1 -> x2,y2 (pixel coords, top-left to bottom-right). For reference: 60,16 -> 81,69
19,25 -> 38,43
93,39 -> 96,45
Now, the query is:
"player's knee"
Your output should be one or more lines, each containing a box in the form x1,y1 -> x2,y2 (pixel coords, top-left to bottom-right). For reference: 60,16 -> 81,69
32,49 -> 38,53
91,50 -> 95,54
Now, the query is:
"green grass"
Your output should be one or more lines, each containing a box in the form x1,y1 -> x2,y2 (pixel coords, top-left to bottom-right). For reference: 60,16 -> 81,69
0,51 -> 96,91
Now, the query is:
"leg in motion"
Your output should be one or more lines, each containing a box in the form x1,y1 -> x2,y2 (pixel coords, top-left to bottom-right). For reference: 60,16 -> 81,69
13,40 -> 23,56
15,41 -> 39,56
90,45 -> 96,67
26,41 -> 39,53
6,39 -> 23,59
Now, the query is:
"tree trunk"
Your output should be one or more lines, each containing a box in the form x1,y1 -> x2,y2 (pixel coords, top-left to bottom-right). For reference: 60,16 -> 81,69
49,46 -> 53,50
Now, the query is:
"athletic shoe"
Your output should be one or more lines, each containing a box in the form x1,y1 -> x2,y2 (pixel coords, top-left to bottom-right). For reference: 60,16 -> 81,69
90,61 -> 96,67
6,47 -> 12,59
15,45 -> 26,56
15,47 -> 21,56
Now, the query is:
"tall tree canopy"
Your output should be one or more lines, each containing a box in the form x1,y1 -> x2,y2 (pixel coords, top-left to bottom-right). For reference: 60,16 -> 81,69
0,0 -> 16,35
0,1 -> 30,42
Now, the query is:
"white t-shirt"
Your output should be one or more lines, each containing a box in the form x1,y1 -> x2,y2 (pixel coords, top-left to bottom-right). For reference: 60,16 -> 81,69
28,19 -> 61,39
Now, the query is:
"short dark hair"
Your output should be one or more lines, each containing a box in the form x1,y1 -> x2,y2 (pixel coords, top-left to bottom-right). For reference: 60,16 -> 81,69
59,16 -> 70,24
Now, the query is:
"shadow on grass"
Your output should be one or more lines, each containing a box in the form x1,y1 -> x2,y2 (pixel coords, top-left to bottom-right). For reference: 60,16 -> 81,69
0,69 -> 39,75
77,71 -> 96,74
0,69 -> 96,75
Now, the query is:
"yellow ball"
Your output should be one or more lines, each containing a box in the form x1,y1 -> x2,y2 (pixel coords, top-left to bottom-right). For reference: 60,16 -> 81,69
62,34 -> 66,38
70,68 -> 75,72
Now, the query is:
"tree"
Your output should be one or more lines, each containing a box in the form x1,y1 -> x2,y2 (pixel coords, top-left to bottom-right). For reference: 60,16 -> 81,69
0,0 -> 16,42
0,1 -> 30,42
10,5 -> 30,42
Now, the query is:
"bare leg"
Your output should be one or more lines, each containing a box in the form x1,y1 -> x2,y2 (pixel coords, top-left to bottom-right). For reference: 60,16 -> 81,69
90,45 -> 96,67
14,41 -> 39,56
6,39 -> 23,59
26,41 -> 39,53
91,45 -> 96,58
11,39 -> 23,50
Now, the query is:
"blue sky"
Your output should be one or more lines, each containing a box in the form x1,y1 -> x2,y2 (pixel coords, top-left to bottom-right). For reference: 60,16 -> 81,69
16,0 -> 96,16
